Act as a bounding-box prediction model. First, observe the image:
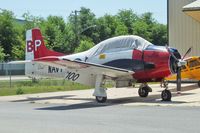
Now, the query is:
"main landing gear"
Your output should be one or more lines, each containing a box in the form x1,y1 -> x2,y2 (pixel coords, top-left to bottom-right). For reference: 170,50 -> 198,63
96,96 -> 107,103
138,81 -> 172,101
138,83 -> 152,97
93,74 -> 107,103
93,76 -> 172,103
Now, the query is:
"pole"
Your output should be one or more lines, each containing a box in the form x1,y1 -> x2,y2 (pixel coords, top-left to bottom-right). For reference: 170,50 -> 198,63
9,63 -> 11,88
71,10 -> 80,49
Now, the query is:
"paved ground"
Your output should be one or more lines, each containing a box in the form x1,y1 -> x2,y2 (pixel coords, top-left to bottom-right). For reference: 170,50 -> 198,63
0,83 -> 200,132
0,102 -> 200,133
1,83 -> 200,107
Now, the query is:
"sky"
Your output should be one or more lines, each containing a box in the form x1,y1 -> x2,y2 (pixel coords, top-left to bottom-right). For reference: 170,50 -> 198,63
0,0 -> 167,24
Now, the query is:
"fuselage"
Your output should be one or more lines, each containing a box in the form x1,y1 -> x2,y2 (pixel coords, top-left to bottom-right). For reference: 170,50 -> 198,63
60,45 -> 181,83
25,29 -> 181,84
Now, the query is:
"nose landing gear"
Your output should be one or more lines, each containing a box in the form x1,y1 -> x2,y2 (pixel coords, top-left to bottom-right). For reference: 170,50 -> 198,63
160,80 -> 172,101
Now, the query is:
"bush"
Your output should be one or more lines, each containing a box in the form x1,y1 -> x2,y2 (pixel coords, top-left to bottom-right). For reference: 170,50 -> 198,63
75,40 -> 94,53
16,88 -> 24,95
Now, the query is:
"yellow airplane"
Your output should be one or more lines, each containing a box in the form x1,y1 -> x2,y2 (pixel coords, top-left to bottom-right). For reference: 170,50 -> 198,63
166,56 -> 200,87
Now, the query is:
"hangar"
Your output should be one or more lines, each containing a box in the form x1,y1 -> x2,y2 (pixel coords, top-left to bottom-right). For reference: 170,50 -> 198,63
168,0 -> 200,56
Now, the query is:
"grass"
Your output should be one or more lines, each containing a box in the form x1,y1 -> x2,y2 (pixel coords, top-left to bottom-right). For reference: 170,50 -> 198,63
0,79 -> 92,96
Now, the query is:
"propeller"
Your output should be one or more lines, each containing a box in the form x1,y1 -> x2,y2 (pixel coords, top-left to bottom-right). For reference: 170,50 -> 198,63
166,46 -> 192,94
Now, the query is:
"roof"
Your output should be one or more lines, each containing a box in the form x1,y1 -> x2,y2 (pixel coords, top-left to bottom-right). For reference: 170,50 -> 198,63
183,0 -> 200,11
183,0 -> 200,22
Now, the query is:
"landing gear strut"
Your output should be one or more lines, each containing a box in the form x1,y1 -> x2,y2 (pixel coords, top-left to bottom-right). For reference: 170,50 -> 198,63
138,83 -> 152,97
93,74 -> 107,103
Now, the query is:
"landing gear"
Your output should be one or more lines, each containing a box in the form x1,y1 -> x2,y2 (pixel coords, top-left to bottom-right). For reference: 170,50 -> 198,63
198,81 -> 200,87
96,96 -> 107,103
160,80 -> 172,101
138,83 -> 152,97
161,90 -> 172,101
138,86 -> 149,97
93,74 -> 107,103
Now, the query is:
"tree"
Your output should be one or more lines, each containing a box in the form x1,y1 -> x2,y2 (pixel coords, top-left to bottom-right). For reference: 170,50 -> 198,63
132,20 -> 152,42
117,9 -> 138,34
96,14 -> 126,41
68,7 -> 97,50
0,46 -> 5,61
75,39 -> 94,53
0,8 -> 167,61
22,12 -> 44,40
0,10 -> 22,60
151,23 -> 167,45
141,12 -> 155,25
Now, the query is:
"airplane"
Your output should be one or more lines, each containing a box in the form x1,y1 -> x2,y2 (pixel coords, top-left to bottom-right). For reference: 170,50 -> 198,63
11,28 -> 188,103
166,56 -> 200,87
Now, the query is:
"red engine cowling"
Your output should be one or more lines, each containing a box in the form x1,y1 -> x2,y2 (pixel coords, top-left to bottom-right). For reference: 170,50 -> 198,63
132,49 -> 171,82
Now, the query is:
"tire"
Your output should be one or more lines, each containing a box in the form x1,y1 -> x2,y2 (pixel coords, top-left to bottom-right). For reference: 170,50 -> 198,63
96,96 -> 107,103
198,81 -> 200,87
138,87 -> 149,97
161,90 -> 172,101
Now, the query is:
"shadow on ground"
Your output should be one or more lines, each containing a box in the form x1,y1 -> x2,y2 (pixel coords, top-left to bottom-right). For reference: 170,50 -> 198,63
11,95 -> 75,102
10,84 -> 198,111
35,92 -> 191,111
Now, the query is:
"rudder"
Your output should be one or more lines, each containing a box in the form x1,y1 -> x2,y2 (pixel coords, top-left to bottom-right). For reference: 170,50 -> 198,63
25,28 -> 64,60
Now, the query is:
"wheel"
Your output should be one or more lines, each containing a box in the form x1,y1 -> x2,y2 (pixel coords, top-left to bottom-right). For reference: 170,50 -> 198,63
96,96 -> 107,103
198,81 -> 200,87
138,86 -> 149,97
161,90 -> 172,101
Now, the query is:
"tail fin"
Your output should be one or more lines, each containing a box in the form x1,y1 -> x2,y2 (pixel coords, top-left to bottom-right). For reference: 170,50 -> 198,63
25,28 -> 64,60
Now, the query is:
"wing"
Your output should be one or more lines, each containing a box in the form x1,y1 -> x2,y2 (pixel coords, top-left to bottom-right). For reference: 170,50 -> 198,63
33,56 -> 134,78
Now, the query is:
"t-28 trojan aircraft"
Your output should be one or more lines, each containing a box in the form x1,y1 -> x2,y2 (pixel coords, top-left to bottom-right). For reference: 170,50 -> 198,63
14,28 -> 187,103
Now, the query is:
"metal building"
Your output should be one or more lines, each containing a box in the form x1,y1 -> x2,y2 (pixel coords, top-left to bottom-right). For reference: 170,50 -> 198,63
168,0 -> 200,56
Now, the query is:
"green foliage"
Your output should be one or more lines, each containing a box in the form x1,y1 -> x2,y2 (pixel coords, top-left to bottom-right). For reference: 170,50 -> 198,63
16,88 -> 24,95
75,39 -> 94,53
0,8 -> 167,61
41,16 -> 66,50
117,9 -> 138,34
0,79 -> 91,96
0,46 -> 5,61
151,23 -> 167,45
0,10 -> 21,60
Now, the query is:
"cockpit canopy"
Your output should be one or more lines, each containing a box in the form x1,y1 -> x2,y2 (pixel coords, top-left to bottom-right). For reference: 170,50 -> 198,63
87,35 -> 153,57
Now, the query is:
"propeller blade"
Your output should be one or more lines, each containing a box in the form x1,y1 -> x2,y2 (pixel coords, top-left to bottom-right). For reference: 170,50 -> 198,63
182,47 -> 192,60
165,45 -> 179,62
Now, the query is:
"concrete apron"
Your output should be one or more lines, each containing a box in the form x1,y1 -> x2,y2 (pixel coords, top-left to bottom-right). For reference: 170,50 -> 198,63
0,83 -> 200,107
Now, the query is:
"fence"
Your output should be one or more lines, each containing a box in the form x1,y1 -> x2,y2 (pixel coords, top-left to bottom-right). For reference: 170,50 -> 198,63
0,62 -> 91,96
0,63 -> 25,76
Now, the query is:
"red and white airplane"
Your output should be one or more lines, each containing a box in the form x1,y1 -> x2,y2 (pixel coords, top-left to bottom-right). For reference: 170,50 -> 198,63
15,28 -> 184,103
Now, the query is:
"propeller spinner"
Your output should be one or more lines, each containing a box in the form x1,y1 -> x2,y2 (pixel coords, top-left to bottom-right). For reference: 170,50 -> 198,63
166,46 -> 192,94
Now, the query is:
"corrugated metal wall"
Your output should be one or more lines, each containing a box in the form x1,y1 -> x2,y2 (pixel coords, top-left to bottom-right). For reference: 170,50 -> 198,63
169,0 -> 200,56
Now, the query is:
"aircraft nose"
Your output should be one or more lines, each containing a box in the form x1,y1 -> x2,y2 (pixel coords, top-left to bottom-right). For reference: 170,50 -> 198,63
169,48 -> 181,74
169,48 -> 181,59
